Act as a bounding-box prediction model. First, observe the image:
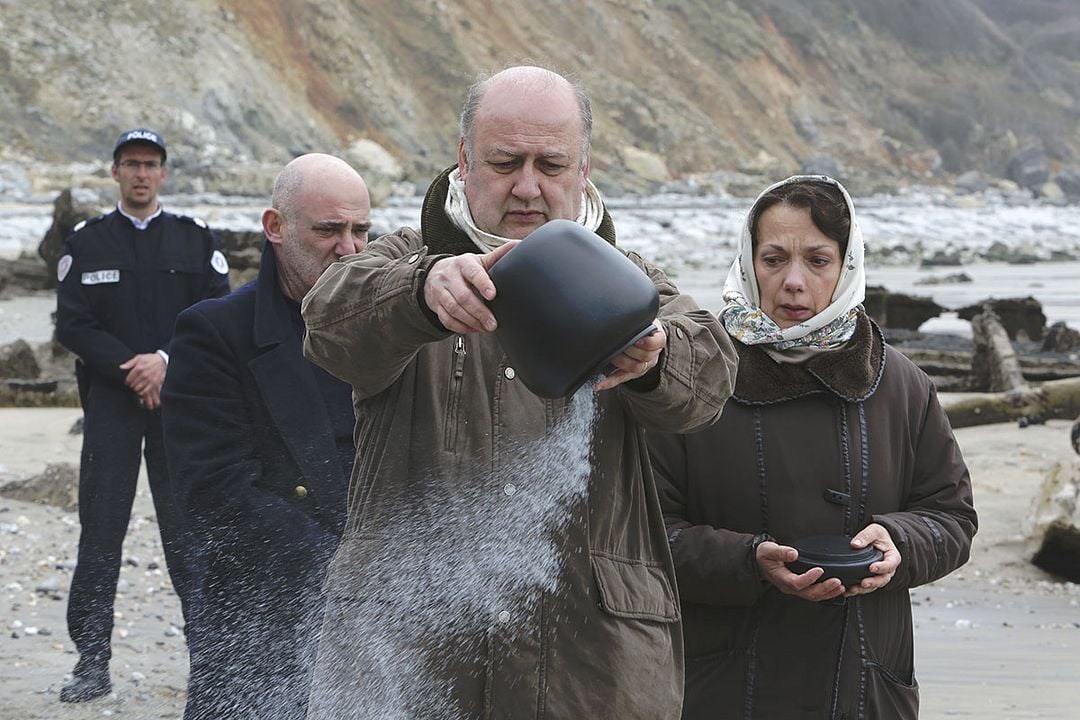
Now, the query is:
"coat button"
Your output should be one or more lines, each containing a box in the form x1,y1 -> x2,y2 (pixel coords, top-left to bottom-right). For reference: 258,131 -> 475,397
407,253 -> 420,264
294,485 -> 308,499
497,610 -> 511,623
503,367 -> 516,380
503,483 -> 517,496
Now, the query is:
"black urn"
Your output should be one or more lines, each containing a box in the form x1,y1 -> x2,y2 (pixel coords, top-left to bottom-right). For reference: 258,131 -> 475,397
487,219 -> 659,398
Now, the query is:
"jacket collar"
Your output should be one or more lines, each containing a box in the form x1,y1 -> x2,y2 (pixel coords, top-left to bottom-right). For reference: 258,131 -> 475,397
732,311 -> 886,405
248,241 -> 347,489
419,165 -> 619,255
253,241 -> 290,348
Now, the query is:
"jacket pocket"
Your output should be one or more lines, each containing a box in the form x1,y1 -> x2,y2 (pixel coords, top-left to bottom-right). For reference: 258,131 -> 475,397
591,552 -> 679,623
864,662 -> 919,718
443,335 -> 466,451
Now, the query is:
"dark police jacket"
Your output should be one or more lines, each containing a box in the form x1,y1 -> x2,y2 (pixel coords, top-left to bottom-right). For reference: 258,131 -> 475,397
56,209 -> 230,389
161,242 -> 351,608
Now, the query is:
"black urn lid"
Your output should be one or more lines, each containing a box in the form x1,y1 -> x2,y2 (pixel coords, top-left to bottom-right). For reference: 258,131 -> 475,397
785,535 -> 884,586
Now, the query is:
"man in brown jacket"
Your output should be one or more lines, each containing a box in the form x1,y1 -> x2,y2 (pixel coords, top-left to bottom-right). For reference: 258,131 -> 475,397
301,66 -> 738,719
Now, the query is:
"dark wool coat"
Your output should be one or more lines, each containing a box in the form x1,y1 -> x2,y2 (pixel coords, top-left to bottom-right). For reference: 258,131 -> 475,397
162,245 -> 352,719
648,313 -> 977,720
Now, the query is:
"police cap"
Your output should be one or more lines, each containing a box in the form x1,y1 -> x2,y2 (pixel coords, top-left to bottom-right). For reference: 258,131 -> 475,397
113,128 -> 167,163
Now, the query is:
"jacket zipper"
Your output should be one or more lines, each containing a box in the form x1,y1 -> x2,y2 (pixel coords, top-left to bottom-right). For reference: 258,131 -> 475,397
444,335 -> 467,451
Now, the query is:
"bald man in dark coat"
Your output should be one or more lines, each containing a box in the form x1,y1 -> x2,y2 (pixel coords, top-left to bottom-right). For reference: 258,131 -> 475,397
162,154 -> 371,719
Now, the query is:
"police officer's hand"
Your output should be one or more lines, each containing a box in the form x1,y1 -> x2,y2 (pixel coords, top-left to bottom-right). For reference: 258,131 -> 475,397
594,323 -> 665,392
120,353 -> 167,410
755,540 -> 846,603
423,241 -> 518,334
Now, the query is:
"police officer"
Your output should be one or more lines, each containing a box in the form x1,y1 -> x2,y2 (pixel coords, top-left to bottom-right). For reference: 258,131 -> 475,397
55,128 -> 231,702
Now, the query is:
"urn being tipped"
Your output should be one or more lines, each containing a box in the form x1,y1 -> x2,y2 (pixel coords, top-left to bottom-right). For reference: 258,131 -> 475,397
487,219 -> 660,399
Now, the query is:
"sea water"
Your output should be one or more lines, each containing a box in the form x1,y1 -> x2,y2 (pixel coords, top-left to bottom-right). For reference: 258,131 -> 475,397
3,191 -> 1078,339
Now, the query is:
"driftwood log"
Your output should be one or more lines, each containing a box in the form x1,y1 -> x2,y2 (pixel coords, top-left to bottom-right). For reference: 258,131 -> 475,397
942,377 -> 1080,428
971,307 -> 1027,392
937,304 -> 1080,428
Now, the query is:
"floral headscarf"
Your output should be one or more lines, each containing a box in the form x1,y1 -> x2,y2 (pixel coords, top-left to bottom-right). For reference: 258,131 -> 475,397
720,175 -> 865,352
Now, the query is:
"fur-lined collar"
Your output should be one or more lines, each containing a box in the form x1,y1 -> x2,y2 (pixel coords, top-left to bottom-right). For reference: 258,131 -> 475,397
418,165 -> 618,256
732,311 -> 886,405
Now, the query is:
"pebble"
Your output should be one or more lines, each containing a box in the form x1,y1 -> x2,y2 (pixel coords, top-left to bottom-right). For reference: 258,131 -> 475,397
35,576 -> 61,593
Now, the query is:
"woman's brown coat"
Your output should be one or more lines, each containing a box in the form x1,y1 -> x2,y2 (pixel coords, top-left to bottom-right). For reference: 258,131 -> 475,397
648,313 -> 977,720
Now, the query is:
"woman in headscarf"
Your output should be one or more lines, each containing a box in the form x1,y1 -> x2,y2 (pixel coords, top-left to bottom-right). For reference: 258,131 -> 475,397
648,175 -> 977,719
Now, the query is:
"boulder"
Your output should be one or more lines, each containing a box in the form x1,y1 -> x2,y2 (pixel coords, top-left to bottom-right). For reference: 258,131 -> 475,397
1005,144 -> 1051,191
620,146 -> 671,184
0,462 -> 79,512
914,272 -> 972,286
1028,456 -> 1080,583
0,261 -> 12,296
2,254 -> 50,293
0,378 -> 80,407
0,339 -> 41,379
864,286 -> 945,330
1037,181 -> 1065,201
1042,322 -> 1080,354
215,229 -> 264,270
344,138 -> 405,206
919,250 -> 963,267
37,189 -> 99,290
1053,168 -> 1080,198
954,170 -> 988,195
957,297 -> 1046,341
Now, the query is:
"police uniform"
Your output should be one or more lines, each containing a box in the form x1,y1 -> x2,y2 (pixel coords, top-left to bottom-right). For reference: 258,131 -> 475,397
56,207 -> 230,672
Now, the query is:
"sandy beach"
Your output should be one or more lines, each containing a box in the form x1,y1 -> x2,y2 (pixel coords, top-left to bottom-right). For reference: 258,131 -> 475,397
1,406 -> 1077,719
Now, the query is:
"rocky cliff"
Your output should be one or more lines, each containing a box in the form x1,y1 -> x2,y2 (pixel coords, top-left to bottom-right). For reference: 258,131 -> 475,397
0,0 -> 1076,198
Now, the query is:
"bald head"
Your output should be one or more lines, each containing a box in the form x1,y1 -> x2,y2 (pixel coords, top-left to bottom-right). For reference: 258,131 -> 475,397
459,66 -> 592,167
272,153 -> 368,219
455,66 -> 593,239
263,153 -> 372,301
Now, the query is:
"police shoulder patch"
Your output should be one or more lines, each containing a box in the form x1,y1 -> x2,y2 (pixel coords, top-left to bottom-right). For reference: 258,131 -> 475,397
57,254 -> 73,283
211,249 -> 229,275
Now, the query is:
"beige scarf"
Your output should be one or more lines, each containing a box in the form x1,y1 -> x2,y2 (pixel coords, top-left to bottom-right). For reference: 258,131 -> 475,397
444,168 -> 604,251
721,175 -> 866,359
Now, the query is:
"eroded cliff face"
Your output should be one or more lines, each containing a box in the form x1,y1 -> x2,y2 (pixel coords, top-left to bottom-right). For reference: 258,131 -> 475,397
0,0 -> 1076,196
